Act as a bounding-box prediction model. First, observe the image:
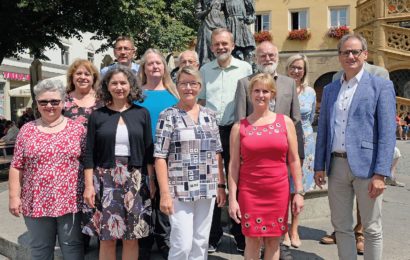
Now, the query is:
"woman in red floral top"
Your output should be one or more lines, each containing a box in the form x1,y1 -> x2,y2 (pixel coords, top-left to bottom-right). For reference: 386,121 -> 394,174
8,79 -> 86,260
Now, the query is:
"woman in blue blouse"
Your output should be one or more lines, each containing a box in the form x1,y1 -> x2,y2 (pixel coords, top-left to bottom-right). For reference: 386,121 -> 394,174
135,48 -> 179,258
155,66 -> 226,259
284,54 -> 316,248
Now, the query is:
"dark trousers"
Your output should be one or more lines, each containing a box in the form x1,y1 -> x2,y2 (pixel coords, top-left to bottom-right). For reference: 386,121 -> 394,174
209,124 -> 243,246
139,178 -> 170,254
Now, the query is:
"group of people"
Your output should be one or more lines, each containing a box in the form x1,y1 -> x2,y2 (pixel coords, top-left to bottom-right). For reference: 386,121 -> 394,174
7,28 -> 397,260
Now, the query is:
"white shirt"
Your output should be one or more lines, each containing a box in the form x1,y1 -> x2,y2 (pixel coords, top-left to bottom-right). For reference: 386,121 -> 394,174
332,67 -> 364,153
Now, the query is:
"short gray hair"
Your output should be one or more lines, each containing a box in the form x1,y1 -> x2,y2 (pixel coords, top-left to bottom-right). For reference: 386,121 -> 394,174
337,34 -> 368,52
34,79 -> 66,100
178,50 -> 199,63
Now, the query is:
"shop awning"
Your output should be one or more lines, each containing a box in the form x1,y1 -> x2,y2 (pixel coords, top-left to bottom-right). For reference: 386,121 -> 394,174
8,75 -> 66,97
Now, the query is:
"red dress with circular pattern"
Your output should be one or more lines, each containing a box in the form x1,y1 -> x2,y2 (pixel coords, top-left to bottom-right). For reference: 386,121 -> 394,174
238,114 -> 290,237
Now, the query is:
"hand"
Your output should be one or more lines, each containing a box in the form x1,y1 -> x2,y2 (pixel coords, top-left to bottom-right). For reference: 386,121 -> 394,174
228,199 -> 241,224
368,174 -> 386,199
292,194 -> 304,216
83,186 -> 96,208
9,197 -> 22,217
149,177 -> 157,200
160,193 -> 174,216
314,171 -> 326,189
216,188 -> 226,207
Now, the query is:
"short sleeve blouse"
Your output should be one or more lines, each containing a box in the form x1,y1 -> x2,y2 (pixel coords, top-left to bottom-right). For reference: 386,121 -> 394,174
154,105 -> 222,201
64,94 -> 102,127
11,119 -> 86,217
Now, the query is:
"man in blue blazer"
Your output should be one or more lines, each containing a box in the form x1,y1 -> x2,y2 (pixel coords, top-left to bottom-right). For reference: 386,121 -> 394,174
314,34 -> 396,260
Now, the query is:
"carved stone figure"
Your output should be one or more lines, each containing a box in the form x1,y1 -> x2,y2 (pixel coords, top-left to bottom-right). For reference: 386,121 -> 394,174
195,0 -> 227,65
225,0 -> 256,63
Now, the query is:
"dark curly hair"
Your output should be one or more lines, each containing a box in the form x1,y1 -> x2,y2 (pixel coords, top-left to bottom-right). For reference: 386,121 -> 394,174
98,65 -> 143,104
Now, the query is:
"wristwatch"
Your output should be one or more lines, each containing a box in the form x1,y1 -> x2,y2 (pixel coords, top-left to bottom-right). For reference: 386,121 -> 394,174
217,184 -> 226,189
295,189 -> 305,196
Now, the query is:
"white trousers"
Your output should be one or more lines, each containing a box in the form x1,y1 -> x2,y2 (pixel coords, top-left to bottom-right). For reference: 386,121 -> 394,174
328,157 -> 383,260
168,198 -> 215,260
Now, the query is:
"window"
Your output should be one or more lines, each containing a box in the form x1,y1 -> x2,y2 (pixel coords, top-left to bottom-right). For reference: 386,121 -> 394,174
330,7 -> 348,27
255,14 -> 270,32
87,52 -> 94,63
61,46 -> 69,65
290,9 -> 308,30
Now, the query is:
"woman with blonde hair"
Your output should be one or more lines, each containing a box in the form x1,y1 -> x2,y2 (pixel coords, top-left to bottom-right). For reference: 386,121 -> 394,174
136,48 -> 179,259
283,54 -> 316,248
229,73 -> 303,259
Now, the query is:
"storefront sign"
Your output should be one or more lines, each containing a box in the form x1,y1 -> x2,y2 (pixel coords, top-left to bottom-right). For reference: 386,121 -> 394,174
1,71 -> 31,81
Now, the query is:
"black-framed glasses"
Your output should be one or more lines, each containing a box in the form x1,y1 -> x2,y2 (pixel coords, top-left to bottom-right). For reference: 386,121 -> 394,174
339,49 -> 363,57
37,99 -> 62,106
177,81 -> 201,89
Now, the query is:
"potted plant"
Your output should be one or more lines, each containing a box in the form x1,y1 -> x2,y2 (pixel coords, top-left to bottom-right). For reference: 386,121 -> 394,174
254,31 -> 273,43
327,25 -> 350,39
288,29 -> 311,41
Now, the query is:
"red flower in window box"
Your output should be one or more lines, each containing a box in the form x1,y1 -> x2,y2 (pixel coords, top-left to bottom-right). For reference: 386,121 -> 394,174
327,25 -> 350,39
254,31 -> 273,43
288,29 -> 311,41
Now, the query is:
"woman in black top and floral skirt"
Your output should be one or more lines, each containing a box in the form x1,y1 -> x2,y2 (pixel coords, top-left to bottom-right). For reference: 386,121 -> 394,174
82,66 -> 154,260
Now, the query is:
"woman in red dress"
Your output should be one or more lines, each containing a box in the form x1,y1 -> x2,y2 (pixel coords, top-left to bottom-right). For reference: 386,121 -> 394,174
228,73 -> 304,259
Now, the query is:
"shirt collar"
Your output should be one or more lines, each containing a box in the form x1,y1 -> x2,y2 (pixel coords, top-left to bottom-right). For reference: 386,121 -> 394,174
211,56 -> 240,70
340,66 -> 365,85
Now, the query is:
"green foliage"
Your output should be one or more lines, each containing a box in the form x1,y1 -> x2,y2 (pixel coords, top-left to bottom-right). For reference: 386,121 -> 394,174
0,0 -> 198,64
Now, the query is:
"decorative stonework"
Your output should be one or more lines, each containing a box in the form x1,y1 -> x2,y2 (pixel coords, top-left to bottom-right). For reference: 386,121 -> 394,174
387,0 -> 410,15
358,1 -> 376,26
359,29 -> 375,47
386,26 -> 410,52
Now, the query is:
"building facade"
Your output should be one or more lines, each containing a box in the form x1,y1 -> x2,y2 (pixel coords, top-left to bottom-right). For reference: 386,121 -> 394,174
0,32 -> 112,121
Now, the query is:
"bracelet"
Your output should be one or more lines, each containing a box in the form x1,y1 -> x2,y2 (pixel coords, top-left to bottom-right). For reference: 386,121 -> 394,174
217,184 -> 226,189
295,189 -> 305,196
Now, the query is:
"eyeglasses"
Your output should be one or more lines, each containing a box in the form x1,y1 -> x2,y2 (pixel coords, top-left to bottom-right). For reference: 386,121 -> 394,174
114,47 -> 134,52
180,60 -> 198,66
339,49 -> 363,57
258,53 -> 277,59
289,65 -> 304,72
178,81 -> 201,89
37,99 -> 62,106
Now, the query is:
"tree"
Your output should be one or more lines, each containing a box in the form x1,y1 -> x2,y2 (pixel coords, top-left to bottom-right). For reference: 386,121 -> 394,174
0,0 -> 198,65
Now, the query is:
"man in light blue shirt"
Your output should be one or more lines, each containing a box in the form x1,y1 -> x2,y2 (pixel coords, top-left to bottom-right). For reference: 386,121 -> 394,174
198,28 -> 252,253
100,36 -> 139,77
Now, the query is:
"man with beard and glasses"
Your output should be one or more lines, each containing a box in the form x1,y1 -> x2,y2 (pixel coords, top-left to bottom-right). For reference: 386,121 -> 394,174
101,36 -> 139,77
198,27 -> 253,253
232,40 -> 304,260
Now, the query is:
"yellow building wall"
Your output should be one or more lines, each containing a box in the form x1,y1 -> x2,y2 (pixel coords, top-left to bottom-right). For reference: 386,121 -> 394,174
255,0 -> 357,52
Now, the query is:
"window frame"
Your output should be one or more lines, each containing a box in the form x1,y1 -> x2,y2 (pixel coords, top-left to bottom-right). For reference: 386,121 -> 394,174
329,6 -> 349,27
255,13 -> 271,32
289,8 -> 309,30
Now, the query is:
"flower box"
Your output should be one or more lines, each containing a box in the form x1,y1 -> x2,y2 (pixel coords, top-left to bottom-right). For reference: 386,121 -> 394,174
288,29 -> 311,41
254,31 -> 273,44
327,25 -> 350,39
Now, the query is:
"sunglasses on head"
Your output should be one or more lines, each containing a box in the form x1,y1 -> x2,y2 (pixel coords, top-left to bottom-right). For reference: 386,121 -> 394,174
37,99 -> 62,106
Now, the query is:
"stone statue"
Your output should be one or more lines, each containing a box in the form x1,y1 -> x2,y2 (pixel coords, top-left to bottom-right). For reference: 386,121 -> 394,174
225,0 -> 256,64
195,0 -> 227,65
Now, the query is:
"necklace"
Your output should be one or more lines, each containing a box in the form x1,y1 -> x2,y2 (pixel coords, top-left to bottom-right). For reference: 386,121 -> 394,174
40,116 -> 65,128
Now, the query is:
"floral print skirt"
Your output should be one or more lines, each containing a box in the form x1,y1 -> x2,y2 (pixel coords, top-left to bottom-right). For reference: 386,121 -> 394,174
82,157 -> 152,240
